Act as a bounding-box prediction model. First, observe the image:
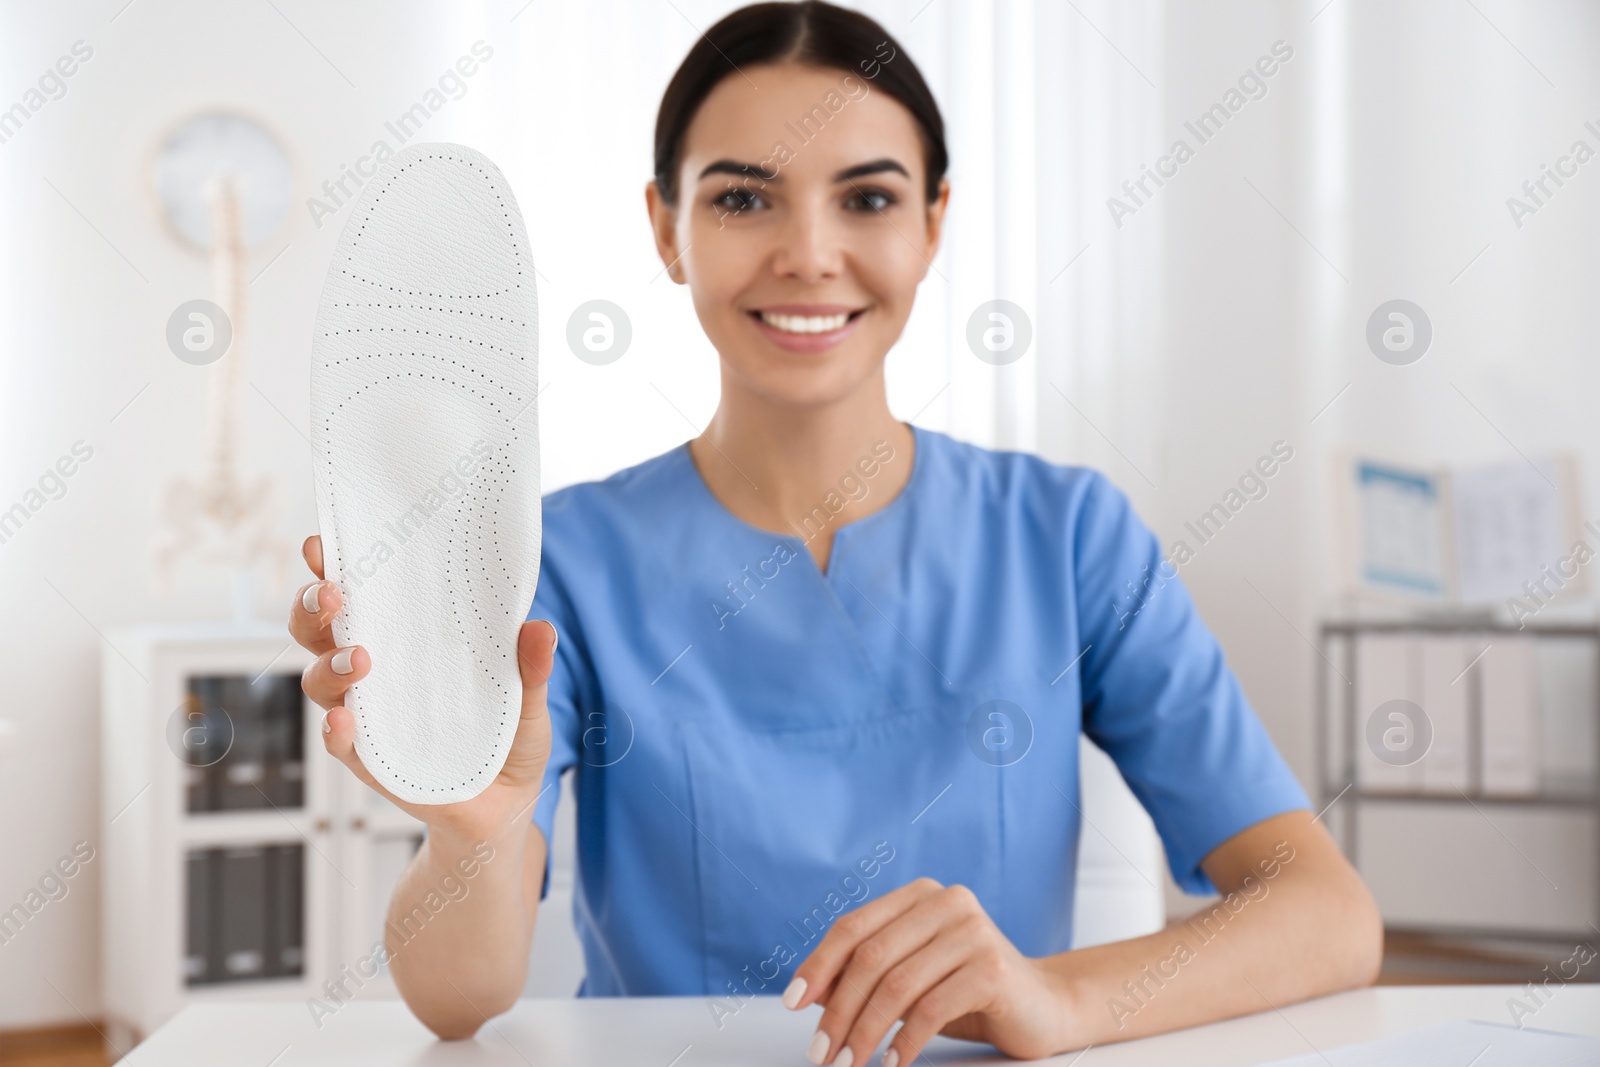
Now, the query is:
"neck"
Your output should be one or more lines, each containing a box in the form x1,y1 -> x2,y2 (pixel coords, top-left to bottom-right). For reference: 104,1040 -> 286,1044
688,368 -> 915,544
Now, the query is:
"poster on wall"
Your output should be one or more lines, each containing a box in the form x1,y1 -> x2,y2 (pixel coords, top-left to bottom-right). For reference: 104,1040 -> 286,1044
1337,453 -> 1585,609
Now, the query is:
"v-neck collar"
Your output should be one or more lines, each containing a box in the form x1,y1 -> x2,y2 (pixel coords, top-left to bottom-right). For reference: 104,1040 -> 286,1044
675,422 -> 927,580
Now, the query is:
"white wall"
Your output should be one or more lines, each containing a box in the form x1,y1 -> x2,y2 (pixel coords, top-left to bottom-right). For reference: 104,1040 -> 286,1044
2,0 -> 1597,1031
0,0 -> 709,1027
1139,0 -> 1600,923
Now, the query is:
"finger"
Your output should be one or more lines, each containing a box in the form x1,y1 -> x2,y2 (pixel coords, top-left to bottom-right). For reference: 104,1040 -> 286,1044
790,878 -> 944,1012
517,619 -> 558,705
834,933 -> 970,1067
498,620 -> 558,786
302,535 -> 325,580
885,965 -> 991,1067
321,704 -> 407,805
810,899 -> 950,1065
301,644 -> 370,712
288,578 -> 343,655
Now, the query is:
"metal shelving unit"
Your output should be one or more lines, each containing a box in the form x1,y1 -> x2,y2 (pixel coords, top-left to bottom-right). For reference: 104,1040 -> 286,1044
1315,617 -> 1600,943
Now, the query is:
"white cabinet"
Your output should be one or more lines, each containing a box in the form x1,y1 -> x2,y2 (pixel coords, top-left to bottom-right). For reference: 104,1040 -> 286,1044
100,623 -> 424,1046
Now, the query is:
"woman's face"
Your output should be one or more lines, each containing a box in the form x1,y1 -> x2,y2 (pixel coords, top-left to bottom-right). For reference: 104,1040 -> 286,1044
648,61 -> 949,410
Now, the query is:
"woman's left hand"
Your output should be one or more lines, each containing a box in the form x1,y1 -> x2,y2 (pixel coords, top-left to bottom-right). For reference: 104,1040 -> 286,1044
785,877 -> 1070,1066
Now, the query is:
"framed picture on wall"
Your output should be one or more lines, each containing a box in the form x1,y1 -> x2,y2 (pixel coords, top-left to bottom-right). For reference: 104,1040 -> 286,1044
1335,452 -> 1587,609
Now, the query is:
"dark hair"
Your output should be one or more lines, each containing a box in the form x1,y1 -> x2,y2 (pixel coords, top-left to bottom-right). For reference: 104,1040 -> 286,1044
652,0 -> 947,209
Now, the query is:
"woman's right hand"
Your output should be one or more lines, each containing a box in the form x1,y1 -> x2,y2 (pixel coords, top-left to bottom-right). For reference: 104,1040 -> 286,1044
289,534 -> 557,846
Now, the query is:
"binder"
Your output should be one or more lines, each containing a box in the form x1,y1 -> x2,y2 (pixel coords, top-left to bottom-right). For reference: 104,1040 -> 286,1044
184,849 -> 213,986
181,678 -> 231,813
218,847 -> 268,980
1480,635 -> 1541,796
218,677 -> 266,810
1419,635 -> 1471,793
261,675 -> 305,808
1355,633 -> 1420,791
268,844 -> 306,977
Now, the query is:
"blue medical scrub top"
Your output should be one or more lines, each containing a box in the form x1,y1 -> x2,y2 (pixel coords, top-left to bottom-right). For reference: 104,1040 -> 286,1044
525,423 -> 1309,998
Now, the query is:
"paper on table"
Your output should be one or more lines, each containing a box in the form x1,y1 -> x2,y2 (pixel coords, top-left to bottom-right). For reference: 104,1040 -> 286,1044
1253,1018 -> 1600,1066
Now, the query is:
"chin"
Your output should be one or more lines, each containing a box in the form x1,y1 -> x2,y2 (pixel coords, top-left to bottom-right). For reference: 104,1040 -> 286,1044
730,352 -> 880,411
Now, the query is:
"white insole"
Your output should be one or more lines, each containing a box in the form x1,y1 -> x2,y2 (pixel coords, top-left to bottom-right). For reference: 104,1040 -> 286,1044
310,143 -> 539,805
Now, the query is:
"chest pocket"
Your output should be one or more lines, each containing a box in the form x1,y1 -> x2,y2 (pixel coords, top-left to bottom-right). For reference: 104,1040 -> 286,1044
677,688 -> 1006,996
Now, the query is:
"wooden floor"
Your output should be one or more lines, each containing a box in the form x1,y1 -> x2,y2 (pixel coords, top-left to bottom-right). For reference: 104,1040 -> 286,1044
1377,929 -> 1600,986
6,932 -> 1596,1065
0,1023 -> 115,1067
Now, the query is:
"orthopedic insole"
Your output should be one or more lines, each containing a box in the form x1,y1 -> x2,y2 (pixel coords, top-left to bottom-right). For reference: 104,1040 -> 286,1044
310,143 -> 539,805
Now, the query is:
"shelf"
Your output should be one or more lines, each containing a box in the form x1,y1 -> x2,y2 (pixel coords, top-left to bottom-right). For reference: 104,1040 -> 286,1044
185,843 -> 304,987
1320,619 -> 1600,637
1316,620 -> 1600,940
181,673 -> 305,815
180,811 -> 319,847
102,626 -> 450,1040
1330,788 -> 1600,810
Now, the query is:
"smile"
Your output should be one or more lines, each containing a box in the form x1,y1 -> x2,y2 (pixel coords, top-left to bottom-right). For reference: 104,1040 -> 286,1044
755,309 -> 862,334
745,306 -> 869,353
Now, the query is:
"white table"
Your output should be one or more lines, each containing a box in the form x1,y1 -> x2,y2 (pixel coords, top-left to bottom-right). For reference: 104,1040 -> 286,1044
122,985 -> 1600,1066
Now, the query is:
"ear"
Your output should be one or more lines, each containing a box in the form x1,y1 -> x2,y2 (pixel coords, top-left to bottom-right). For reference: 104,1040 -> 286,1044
919,178 -> 951,278
644,179 -> 685,284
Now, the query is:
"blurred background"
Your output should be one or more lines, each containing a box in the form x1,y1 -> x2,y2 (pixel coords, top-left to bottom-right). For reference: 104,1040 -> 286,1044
2,0 -> 1599,1062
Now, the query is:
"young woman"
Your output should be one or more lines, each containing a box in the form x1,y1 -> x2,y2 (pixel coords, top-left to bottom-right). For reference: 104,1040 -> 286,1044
291,1 -> 1382,1061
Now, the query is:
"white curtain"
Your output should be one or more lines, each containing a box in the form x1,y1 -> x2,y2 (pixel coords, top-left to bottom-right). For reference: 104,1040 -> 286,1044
910,0 -> 1167,475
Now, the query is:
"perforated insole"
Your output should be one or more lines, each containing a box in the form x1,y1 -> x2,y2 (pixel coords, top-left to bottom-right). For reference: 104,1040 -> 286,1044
310,143 -> 539,805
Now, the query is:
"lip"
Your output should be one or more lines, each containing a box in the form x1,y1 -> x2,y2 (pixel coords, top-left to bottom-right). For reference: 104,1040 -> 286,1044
747,305 -> 868,353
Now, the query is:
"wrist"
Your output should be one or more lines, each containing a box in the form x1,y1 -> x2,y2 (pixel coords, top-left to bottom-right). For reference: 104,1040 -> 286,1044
424,806 -> 534,861
425,761 -> 550,846
1033,951 -> 1107,1053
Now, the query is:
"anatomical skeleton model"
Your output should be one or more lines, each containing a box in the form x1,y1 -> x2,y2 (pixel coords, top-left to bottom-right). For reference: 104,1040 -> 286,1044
153,171 -> 291,613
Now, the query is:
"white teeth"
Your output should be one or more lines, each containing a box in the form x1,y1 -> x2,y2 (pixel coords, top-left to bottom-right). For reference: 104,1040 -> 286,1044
759,310 -> 852,334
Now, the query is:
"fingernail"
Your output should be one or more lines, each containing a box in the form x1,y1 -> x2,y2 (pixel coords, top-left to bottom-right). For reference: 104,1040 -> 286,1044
321,710 -> 332,734
782,976 -> 807,1009
331,648 -> 355,675
883,1050 -> 898,1067
834,1048 -> 853,1067
807,1030 -> 829,1066
302,583 -> 323,613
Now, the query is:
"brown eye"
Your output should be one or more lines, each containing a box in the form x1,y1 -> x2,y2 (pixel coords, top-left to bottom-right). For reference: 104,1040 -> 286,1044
848,187 -> 896,212
714,188 -> 765,214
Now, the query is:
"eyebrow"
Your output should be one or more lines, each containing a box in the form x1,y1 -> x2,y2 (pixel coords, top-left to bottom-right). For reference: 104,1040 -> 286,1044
696,157 -> 910,184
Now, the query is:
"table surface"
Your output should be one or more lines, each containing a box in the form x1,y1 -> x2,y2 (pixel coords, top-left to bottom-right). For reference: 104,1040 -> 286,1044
122,985 -> 1600,1066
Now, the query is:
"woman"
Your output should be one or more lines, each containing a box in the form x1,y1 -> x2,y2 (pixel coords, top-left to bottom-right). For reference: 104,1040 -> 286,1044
291,1 -> 1382,1061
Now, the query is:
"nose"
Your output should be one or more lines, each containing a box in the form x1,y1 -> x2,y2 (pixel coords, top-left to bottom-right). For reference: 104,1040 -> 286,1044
770,198 -> 842,284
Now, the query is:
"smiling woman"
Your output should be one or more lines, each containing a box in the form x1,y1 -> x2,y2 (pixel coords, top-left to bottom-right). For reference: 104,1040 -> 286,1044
291,0 -> 1383,1062
642,7 -> 948,475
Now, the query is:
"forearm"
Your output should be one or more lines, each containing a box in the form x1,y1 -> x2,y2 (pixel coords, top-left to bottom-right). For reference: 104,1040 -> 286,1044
1039,830 -> 1383,1048
385,817 -> 547,1038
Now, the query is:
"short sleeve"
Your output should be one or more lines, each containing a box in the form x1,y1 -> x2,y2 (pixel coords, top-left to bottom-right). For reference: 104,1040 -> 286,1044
525,560 -> 585,902
1072,471 -> 1310,895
